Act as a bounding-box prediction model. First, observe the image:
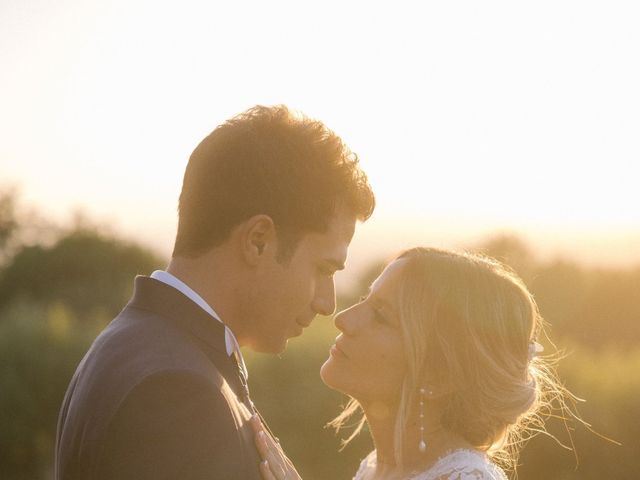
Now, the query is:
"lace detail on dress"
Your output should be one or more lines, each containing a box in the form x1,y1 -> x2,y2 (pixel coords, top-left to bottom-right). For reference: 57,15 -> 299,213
353,450 -> 377,480
353,449 -> 507,480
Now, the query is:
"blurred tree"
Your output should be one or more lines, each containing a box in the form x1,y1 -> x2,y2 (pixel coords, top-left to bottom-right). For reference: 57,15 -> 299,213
0,301 -> 102,480
1,190 -> 638,480
0,192 -> 166,479
531,260 -> 590,339
0,188 -> 19,263
473,233 -> 537,284
0,188 -> 57,267
573,268 -> 640,349
532,262 -> 640,349
517,346 -> 638,479
0,227 -> 164,320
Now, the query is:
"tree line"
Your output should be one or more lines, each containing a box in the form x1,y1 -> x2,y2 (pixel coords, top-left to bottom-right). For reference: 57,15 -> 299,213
0,189 -> 637,479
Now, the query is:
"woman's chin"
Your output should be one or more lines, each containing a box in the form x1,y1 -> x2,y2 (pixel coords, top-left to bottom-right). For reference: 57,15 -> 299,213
320,357 -> 344,392
319,357 -> 333,385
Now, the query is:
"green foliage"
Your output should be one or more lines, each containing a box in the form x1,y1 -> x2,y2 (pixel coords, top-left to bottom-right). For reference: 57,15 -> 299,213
517,346 -> 640,479
0,192 -> 166,479
0,228 -> 164,319
477,234 -> 640,349
0,189 -> 18,251
0,214 -> 638,479
474,233 -> 538,284
0,188 -> 20,264
0,301 -> 103,479
247,329 -> 640,479
532,263 -> 640,349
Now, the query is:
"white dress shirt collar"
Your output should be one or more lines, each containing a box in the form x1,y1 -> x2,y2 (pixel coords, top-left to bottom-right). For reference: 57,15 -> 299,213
150,270 -> 247,379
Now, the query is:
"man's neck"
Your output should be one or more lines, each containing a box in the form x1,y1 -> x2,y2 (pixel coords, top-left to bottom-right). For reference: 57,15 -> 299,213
166,253 -> 245,345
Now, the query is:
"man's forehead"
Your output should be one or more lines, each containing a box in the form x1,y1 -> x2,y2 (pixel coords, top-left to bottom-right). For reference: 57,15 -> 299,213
306,217 -> 356,266
308,229 -> 351,267
328,205 -> 357,243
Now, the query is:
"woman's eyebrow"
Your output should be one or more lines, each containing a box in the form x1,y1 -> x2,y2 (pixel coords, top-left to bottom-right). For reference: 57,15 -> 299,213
367,286 -> 393,309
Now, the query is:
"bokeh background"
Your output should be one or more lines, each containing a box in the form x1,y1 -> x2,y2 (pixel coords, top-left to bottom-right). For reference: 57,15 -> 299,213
1,1 -> 638,478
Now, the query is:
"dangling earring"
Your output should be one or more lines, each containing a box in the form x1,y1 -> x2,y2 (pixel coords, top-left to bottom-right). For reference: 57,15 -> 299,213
418,387 -> 428,453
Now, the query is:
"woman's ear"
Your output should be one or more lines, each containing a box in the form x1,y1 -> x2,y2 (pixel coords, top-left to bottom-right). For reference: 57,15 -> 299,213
240,214 -> 276,266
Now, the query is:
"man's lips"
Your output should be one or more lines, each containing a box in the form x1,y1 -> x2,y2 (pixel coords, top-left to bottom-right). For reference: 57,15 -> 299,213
296,316 -> 315,328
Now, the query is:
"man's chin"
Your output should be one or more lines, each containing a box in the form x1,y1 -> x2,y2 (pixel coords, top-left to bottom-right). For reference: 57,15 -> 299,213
249,337 -> 289,355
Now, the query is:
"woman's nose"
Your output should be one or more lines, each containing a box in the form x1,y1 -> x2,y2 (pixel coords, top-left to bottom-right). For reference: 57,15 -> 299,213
334,305 -> 359,335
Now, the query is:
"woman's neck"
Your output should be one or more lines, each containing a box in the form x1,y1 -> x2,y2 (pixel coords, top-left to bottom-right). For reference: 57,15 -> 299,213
362,401 -> 397,467
361,399 -> 475,479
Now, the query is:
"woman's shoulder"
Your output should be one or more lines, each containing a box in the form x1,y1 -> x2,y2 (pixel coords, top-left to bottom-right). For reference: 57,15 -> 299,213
410,449 -> 508,480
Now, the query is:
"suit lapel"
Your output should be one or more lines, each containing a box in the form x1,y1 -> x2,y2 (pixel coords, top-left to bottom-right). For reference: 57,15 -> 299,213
127,275 -> 255,410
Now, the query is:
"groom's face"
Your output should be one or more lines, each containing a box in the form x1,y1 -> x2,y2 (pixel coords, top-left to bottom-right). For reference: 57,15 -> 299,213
246,206 -> 357,353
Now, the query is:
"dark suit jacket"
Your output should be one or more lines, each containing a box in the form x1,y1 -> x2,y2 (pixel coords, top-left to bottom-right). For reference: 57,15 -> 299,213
55,276 -> 263,480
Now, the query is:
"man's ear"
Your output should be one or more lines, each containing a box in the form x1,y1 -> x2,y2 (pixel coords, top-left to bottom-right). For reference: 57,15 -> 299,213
240,214 -> 276,266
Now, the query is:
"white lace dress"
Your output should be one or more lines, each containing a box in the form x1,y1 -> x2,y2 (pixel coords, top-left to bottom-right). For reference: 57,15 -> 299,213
353,448 -> 508,480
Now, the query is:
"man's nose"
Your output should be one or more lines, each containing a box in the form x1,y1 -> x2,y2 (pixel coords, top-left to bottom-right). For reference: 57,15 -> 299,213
311,278 -> 336,317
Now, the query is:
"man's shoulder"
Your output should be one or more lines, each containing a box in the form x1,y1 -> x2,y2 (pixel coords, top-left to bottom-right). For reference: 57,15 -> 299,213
88,368 -> 259,480
79,304 -> 227,400
59,305 -> 227,435
55,305 -> 249,479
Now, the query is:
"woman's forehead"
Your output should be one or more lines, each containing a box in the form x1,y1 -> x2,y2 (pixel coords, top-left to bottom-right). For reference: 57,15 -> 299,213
370,258 -> 409,297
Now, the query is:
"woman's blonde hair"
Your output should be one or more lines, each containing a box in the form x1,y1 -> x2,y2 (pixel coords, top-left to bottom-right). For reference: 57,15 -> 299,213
330,247 -> 577,471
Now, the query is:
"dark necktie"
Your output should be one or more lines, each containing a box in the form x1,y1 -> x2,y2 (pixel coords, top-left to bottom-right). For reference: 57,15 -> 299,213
230,350 -> 280,443
232,349 -> 254,411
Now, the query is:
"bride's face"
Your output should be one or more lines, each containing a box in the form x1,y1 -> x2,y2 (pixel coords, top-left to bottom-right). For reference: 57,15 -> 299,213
320,259 -> 407,404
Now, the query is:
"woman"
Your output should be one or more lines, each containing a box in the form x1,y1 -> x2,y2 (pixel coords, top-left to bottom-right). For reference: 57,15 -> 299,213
254,247 -> 574,479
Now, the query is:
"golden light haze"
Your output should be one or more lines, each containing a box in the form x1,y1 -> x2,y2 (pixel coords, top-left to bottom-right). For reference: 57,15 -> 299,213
1,0 -> 638,274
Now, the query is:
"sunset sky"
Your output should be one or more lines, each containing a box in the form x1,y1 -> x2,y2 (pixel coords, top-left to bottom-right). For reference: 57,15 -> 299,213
2,0 -> 639,278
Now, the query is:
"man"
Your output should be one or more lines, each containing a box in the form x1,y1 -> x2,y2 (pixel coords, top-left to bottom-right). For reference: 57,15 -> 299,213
54,105 -> 375,479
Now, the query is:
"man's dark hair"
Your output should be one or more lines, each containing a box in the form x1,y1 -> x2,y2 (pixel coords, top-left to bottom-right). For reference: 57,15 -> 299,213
172,105 -> 375,261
